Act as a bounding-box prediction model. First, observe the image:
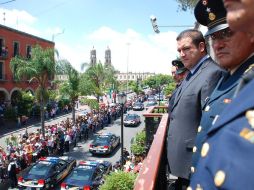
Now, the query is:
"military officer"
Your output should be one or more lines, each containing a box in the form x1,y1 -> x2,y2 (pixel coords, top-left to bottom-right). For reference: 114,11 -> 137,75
168,59 -> 188,113
188,0 -> 254,189
172,59 -> 188,85
191,0 -> 254,170
188,69 -> 254,190
223,0 -> 254,34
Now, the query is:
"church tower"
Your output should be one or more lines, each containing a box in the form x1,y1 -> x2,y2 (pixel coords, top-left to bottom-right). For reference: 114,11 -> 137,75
105,46 -> 111,66
90,46 -> 97,65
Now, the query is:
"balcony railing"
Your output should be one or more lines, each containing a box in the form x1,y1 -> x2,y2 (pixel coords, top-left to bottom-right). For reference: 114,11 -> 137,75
134,106 -> 169,190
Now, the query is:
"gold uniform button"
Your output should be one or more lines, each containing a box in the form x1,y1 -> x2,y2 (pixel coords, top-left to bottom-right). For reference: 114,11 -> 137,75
186,187 -> 192,190
214,170 -> 226,187
201,143 -> 209,157
193,146 -> 197,153
198,126 -> 202,132
191,166 -> 195,173
196,184 -> 203,190
204,105 -> 210,111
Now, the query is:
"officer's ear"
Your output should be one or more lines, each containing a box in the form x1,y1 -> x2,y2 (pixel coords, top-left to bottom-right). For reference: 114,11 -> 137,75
198,42 -> 206,53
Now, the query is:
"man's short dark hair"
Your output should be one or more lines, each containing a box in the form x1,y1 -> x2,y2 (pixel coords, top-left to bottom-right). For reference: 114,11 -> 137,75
176,29 -> 207,53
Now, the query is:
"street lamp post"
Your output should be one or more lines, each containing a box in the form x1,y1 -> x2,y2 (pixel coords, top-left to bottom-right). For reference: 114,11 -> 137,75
52,29 -> 65,42
117,92 -> 127,167
126,43 -> 130,93
150,15 -> 194,33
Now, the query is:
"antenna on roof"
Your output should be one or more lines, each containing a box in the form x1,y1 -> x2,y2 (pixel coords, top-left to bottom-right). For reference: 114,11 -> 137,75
16,16 -> 19,29
3,12 -> 5,25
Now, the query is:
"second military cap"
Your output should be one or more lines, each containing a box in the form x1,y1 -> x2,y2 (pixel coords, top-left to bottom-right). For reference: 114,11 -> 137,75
194,0 -> 228,36
172,59 -> 187,75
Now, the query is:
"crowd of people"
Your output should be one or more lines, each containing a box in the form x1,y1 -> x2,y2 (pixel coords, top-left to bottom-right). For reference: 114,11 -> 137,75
0,102 -> 130,187
167,0 -> 254,189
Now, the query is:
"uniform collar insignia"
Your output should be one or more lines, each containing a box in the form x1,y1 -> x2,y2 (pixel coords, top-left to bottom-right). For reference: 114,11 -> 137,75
244,64 -> 254,74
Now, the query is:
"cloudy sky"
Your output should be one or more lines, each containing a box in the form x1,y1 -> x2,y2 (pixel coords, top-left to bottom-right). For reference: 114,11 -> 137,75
0,0 -> 198,74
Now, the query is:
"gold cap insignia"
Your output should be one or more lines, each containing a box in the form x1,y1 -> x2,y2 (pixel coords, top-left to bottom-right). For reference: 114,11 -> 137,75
209,12 -> 216,21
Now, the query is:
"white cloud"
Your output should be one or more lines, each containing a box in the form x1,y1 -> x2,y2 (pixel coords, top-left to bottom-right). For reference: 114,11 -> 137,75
0,8 -> 179,75
0,8 -> 39,34
56,26 -> 178,74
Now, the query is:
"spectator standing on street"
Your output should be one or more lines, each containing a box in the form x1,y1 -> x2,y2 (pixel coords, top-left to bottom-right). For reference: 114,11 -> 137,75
7,158 -> 17,188
167,29 -> 225,189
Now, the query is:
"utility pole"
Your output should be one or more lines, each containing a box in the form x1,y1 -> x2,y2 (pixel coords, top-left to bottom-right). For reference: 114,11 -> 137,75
52,29 -> 65,42
126,42 -> 130,93
150,15 -> 193,33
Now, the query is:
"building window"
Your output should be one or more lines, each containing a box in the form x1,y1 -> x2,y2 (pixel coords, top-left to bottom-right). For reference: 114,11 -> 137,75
13,42 -> 20,57
0,38 -> 3,56
132,75 -> 134,79
0,62 -> 3,80
26,45 -> 31,58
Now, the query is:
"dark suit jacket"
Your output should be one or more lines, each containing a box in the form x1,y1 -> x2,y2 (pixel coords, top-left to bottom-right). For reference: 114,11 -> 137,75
167,57 -> 225,179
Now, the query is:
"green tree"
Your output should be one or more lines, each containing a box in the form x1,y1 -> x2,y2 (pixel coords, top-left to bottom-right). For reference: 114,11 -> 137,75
175,0 -> 198,11
10,44 -> 55,138
143,74 -> 173,90
17,91 -> 35,117
59,60 -> 80,122
164,82 -> 176,97
79,63 -> 118,101
131,130 -> 146,156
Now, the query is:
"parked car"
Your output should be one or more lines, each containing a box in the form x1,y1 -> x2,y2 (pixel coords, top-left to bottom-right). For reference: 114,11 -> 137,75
147,96 -> 156,102
132,102 -> 144,111
61,160 -> 112,190
145,101 -> 157,109
18,156 -> 76,190
89,133 -> 120,155
123,113 -> 141,127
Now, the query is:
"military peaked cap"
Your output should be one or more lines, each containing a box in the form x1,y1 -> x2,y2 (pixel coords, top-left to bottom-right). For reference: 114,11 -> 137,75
194,0 -> 228,36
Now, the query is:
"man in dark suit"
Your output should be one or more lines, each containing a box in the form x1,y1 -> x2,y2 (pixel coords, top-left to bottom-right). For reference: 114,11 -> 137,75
191,0 -> 254,170
167,29 -> 225,189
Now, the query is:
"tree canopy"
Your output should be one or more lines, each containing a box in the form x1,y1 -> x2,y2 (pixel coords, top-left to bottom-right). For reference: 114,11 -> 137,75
175,0 -> 198,11
10,44 -> 55,137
